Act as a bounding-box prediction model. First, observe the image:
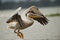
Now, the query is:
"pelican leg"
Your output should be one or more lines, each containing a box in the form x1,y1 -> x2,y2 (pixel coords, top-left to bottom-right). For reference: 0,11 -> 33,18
14,29 -> 17,33
17,29 -> 24,39
18,29 -> 20,32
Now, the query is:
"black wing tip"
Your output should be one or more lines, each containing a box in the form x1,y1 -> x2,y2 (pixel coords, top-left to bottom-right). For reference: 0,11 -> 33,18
33,17 -> 49,25
40,18 -> 49,25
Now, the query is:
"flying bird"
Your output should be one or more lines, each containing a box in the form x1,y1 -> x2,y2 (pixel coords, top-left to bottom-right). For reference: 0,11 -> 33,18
6,6 -> 48,39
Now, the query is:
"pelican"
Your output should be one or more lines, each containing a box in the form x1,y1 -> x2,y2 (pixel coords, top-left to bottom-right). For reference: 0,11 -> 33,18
6,6 -> 48,39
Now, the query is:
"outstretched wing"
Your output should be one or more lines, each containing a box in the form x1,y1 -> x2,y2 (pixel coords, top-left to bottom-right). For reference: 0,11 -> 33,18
27,6 -> 49,25
6,13 -> 25,27
33,15 -> 48,25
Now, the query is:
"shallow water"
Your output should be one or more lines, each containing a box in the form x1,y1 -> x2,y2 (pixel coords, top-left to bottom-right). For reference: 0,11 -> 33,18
0,7 -> 60,40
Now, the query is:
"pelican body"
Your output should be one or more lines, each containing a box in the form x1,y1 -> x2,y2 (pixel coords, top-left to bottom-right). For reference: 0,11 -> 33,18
6,6 -> 48,38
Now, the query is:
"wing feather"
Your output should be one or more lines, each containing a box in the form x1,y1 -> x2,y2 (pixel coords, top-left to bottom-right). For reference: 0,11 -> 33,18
17,14 -> 25,27
33,15 -> 48,25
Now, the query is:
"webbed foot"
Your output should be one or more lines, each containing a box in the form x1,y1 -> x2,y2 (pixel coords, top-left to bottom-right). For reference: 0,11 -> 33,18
17,32 -> 24,39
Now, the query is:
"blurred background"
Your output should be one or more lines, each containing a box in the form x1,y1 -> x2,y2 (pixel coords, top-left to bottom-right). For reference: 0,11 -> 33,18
0,0 -> 60,40
0,0 -> 60,9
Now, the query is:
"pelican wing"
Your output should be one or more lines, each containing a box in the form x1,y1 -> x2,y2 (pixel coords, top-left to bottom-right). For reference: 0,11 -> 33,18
33,15 -> 48,25
17,14 -> 25,27
27,6 -> 48,25
6,13 -> 25,27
